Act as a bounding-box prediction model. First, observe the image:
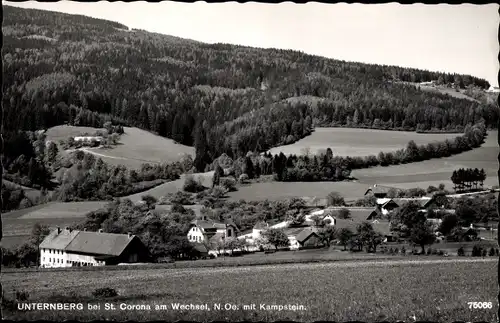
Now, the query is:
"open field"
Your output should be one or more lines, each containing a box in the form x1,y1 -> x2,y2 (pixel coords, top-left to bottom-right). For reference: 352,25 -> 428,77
352,130 -> 498,189
46,125 -> 195,169
3,258 -> 497,321
396,81 -> 480,102
85,127 -> 195,169
268,127 -> 461,157
227,181 -> 368,204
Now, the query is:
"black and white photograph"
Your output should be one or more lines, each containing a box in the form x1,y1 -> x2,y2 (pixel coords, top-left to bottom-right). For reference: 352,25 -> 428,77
1,1 -> 499,321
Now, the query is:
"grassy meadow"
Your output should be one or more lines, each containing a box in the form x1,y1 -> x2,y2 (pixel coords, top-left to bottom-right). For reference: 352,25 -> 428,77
352,130 -> 498,189
267,127 -> 461,157
46,125 -> 195,169
4,258 -> 497,321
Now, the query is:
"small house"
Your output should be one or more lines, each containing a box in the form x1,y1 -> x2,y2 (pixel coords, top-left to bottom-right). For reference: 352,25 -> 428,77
364,184 -> 398,199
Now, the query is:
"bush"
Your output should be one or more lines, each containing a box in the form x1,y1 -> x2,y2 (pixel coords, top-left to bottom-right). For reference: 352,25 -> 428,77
394,248 -> 399,254
457,247 -> 465,256
431,249 -> 438,255
437,250 -> 444,256
488,247 -> 495,257
400,246 -> 406,255
220,177 -> 237,192
183,175 -> 205,193
426,248 -> 432,255
239,173 -> 249,184
471,246 -> 481,257
92,287 -> 118,298
481,249 -> 487,257
388,248 -> 394,254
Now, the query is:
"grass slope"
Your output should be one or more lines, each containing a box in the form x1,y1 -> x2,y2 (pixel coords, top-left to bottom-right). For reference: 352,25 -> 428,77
46,125 -> 195,169
268,127 -> 461,157
3,258 -> 496,321
352,130 -> 498,189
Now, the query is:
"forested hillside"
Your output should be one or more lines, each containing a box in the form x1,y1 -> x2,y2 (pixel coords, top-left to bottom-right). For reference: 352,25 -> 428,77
3,5 -> 498,171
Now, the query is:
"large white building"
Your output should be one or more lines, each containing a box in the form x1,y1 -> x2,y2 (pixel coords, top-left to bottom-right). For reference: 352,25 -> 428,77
39,227 -> 149,268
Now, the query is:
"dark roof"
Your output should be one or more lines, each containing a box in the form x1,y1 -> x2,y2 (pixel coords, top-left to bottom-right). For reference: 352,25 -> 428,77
365,185 -> 398,195
295,227 -> 320,243
284,227 -> 308,237
367,208 -> 383,220
334,218 -> 392,236
392,198 -> 433,208
191,219 -> 226,230
191,242 -> 209,253
40,229 -> 137,256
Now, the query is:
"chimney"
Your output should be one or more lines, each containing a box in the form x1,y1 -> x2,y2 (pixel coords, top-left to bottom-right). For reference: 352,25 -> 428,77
98,229 -> 103,233
128,232 -> 132,239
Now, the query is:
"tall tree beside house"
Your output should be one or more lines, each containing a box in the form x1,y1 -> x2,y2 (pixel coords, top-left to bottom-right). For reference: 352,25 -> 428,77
244,156 -> 255,179
326,191 -> 345,207
261,228 -> 289,251
318,226 -> 337,247
356,222 -> 383,253
390,201 -> 425,238
212,163 -> 224,188
338,228 -> 354,251
409,221 -> 436,254
336,208 -> 351,219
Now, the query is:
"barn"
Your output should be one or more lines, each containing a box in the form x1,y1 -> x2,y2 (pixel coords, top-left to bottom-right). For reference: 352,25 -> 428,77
39,227 -> 150,268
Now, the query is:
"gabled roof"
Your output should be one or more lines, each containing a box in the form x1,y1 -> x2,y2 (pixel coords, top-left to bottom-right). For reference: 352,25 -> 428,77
392,197 -> 433,208
40,229 -> 138,257
367,207 -> 383,220
191,219 -> 227,230
39,229 -> 80,250
191,242 -> 209,253
376,198 -> 393,206
295,227 -> 320,243
365,185 -> 398,196
284,227 -> 308,237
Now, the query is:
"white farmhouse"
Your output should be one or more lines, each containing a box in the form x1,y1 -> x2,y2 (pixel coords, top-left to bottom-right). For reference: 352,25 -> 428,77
187,219 -> 238,246
39,227 -> 149,268
73,136 -> 104,144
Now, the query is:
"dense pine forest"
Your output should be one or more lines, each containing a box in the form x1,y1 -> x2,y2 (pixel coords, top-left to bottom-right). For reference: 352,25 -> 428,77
3,5 -> 498,172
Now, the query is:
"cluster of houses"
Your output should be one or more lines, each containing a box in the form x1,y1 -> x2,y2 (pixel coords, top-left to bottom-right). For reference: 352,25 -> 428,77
38,184 -> 496,268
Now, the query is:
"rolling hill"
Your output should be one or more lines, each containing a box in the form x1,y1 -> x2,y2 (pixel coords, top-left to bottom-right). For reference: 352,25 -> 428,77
3,5 -> 498,172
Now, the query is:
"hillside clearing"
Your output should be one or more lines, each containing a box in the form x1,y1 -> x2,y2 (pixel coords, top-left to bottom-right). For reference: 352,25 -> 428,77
46,125 -> 195,169
267,128 -> 461,157
3,259 -> 496,321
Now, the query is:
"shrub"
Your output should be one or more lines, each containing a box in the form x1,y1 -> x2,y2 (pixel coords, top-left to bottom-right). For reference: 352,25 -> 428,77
183,175 -> 205,193
92,287 -> 118,298
400,246 -> 406,255
326,191 -> 345,206
394,248 -> 399,254
438,250 -> 444,256
431,249 -> 438,255
457,247 -> 465,256
481,249 -> 487,257
471,246 -> 481,257
488,247 -> 495,257
239,173 -> 250,184
220,177 -> 237,192
426,248 -> 432,255
388,248 -> 394,254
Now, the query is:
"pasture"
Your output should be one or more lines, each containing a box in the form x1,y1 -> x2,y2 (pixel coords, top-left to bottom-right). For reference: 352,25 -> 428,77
227,181 -> 368,204
352,130 -> 498,189
84,127 -> 195,169
267,127 -> 461,157
3,258 -> 497,321
46,125 -> 195,169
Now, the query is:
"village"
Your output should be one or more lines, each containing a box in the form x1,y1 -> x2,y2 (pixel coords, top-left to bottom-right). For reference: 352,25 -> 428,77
37,183 -> 498,268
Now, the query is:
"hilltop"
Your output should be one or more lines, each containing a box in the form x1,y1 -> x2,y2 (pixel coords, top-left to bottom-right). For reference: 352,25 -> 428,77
3,5 -> 498,173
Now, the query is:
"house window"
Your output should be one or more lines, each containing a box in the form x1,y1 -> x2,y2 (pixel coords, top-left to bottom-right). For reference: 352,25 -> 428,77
188,235 -> 191,240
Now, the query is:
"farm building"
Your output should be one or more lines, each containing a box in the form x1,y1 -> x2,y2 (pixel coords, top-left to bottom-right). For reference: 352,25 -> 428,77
39,228 -> 150,268
73,136 -> 103,144
374,197 -> 436,216
305,209 -> 336,226
187,218 -> 239,245
364,184 -> 399,198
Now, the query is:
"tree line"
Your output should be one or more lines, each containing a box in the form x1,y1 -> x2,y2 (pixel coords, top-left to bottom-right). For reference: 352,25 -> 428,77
209,122 -> 486,183
451,168 -> 487,192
